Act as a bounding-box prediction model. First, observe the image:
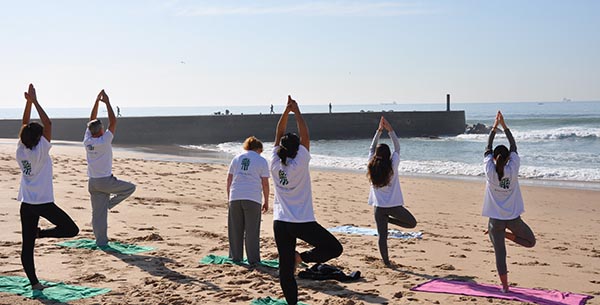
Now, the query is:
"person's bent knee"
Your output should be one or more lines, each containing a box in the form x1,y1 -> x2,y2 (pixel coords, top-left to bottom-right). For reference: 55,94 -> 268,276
406,219 -> 417,229
68,224 -> 80,237
525,238 -> 536,248
330,240 -> 343,259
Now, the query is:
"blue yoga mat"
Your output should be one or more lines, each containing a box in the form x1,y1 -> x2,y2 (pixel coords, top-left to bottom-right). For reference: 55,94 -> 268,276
328,225 -> 423,239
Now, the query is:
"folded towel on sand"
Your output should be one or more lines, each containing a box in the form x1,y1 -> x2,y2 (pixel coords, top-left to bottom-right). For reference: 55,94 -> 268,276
251,296 -> 309,305
411,279 -> 593,305
0,276 -> 110,303
57,239 -> 155,255
200,254 -> 281,269
328,225 -> 423,239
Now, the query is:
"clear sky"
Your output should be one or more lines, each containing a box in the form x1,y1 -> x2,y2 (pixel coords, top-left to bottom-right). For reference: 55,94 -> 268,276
0,0 -> 599,107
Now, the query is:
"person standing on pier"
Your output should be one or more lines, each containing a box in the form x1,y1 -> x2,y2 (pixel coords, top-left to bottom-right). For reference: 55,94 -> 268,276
17,84 -> 79,290
84,90 -> 136,247
271,95 -> 343,305
367,116 -> 417,266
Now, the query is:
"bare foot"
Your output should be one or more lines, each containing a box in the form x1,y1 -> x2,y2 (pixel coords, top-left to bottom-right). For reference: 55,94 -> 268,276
499,274 -> 509,293
505,231 -> 516,242
294,251 -> 302,273
32,283 -> 47,290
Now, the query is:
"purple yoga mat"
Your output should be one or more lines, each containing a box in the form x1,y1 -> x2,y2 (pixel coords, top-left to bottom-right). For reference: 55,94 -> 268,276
411,279 -> 593,305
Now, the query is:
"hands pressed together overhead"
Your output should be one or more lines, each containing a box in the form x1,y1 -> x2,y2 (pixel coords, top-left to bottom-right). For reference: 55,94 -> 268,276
378,116 -> 393,132
96,90 -> 110,104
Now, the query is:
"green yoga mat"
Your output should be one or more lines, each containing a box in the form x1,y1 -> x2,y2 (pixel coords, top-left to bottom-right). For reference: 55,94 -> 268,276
251,296 -> 309,305
200,254 -> 281,269
57,239 -> 155,255
0,276 -> 110,302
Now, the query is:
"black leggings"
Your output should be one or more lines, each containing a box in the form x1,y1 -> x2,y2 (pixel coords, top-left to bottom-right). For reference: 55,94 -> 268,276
20,202 -> 79,286
374,206 -> 417,264
273,221 -> 343,305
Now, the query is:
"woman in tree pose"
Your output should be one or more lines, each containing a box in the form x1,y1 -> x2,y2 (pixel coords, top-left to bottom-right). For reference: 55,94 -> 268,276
483,111 -> 536,292
17,84 -> 79,290
367,116 -> 417,266
271,95 -> 343,305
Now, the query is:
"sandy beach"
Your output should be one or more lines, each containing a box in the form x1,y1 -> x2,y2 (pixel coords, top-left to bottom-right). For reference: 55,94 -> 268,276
0,139 -> 598,305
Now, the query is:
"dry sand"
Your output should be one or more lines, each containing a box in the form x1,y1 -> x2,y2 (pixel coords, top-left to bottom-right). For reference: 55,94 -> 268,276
0,139 -> 598,305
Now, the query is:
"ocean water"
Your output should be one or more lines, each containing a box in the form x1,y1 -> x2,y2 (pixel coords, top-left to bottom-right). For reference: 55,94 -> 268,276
2,101 -> 599,188
181,101 -> 600,188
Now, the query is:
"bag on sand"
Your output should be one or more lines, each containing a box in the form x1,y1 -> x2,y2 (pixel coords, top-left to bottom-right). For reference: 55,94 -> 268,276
298,263 -> 361,282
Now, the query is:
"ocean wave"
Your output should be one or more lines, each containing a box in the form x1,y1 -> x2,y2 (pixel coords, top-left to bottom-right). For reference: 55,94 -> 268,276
309,156 -> 600,182
455,127 -> 600,142
183,141 -> 600,183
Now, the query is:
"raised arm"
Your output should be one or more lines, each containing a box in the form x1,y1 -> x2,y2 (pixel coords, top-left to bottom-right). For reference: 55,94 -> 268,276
485,111 -> 501,156
24,84 -> 52,141
90,91 -> 101,121
382,117 -> 399,153
274,100 -> 292,146
22,86 -> 33,126
288,96 -> 309,151
100,90 -> 117,134
498,112 -> 516,153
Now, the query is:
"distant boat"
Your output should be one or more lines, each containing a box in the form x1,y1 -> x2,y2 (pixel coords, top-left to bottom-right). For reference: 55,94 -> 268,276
562,98 -> 572,102
538,102 -> 544,105
380,101 -> 397,105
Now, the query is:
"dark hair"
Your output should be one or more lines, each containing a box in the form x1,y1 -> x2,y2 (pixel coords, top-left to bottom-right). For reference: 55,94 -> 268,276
243,136 -> 263,151
367,143 -> 393,188
87,119 -> 103,136
19,122 -> 44,149
493,145 -> 510,180
277,133 -> 300,166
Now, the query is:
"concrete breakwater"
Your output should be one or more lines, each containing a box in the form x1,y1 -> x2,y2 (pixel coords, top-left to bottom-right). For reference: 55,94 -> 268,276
0,111 -> 465,145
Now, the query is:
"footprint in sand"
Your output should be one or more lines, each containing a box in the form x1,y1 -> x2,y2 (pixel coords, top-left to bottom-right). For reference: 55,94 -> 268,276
434,263 -> 456,270
563,262 -> 583,268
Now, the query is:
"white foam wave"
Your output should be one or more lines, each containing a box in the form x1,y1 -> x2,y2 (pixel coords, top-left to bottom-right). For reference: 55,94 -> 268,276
456,127 -> 600,143
183,141 -> 600,183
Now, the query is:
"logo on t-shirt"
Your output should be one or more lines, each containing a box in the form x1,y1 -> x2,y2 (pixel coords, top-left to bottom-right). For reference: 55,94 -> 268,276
21,160 -> 32,176
241,158 -> 250,171
499,177 -> 510,189
86,144 -> 95,151
278,169 -> 289,185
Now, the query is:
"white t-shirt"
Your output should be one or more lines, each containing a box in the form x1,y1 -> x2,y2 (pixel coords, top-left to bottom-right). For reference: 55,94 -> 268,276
84,129 -> 114,178
482,152 -> 524,220
228,150 -> 270,204
368,151 -> 404,207
270,145 -> 315,223
16,137 -> 54,204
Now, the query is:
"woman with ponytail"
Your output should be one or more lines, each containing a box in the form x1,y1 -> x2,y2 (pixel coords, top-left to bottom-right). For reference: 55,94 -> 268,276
17,84 -> 79,290
483,111 -> 536,293
367,116 -> 416,266
271,95 -> 343,305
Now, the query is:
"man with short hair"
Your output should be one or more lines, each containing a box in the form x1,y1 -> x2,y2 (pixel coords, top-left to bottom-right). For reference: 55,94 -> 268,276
84,90 -> 136,246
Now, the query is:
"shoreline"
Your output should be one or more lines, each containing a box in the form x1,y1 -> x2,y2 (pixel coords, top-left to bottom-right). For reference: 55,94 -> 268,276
0,138 -> 599,304
2,137 -> 598,192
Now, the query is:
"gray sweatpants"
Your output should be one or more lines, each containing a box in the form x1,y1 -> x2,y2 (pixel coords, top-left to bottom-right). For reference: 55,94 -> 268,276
89,175 -> 136,246
488,216 -> 536,275
228,200 -> 262,264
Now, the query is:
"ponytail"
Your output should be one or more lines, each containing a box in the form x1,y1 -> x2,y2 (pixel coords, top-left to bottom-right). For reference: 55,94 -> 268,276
367,144 -> 393,188
493,145 -> 510,180
278,133 -> 300,166
277,146 -> 289,165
